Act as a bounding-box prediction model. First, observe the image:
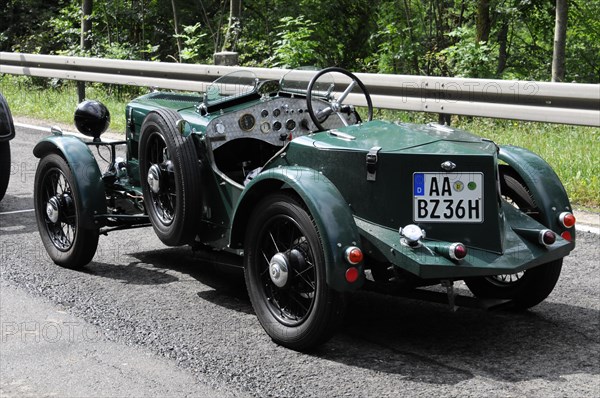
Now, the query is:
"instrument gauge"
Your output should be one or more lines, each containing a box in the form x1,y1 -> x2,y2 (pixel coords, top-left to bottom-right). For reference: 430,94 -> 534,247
273,108 -> 281,117
215,122 -> 225,134
286,119 -> 297,131
260,122 -> 271,134
239,113 -> 256,131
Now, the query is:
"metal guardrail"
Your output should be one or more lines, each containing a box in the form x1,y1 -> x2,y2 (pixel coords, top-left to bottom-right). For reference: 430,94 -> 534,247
1,52 -> 598,126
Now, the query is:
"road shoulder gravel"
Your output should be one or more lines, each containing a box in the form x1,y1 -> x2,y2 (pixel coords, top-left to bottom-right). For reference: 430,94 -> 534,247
0,281 -> 244,398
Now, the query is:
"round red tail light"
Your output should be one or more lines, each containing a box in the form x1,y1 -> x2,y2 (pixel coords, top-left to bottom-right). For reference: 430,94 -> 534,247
344,246 -> 363,265
449,243 -> 467,261
345,267 -> 359,283
561,231 -> 572,241
539,229 -> 556,246
559,212 -> 576,228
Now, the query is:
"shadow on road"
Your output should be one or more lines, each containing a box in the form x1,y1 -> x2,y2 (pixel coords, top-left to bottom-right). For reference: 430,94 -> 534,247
81,261 -> 180,285
80,245 -> 599,386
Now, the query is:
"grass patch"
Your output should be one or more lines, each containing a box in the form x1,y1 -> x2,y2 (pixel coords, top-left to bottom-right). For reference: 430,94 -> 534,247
1,74 -> 598,208
1,75 -> 136,133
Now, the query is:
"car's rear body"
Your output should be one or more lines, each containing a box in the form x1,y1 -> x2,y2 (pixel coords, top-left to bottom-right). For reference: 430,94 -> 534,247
268,121 -> 573,282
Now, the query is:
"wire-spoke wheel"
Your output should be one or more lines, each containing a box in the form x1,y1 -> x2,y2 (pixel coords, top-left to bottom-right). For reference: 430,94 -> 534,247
34,153 -> 99,268
465,166 -> 562,309
244,193 -> 345,350
139,109 -> 202,246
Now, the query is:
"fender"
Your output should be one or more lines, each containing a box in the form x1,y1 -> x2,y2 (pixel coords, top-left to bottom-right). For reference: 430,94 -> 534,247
498,145 -> 574,239
230,166 -> 364,292
33,135 -> 107,229
0,93 -> 15,142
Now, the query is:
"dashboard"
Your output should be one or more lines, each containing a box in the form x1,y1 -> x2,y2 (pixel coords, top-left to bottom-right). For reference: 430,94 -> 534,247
205,96 -> 357,149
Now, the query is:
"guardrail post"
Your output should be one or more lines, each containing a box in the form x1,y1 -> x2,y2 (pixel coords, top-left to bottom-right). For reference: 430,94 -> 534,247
214,51 -> 239,66
77,82 -> 86,103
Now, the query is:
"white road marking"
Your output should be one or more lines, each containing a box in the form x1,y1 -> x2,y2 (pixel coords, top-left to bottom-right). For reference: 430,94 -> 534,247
14,122 -> 118,142
0,209 -> 35,215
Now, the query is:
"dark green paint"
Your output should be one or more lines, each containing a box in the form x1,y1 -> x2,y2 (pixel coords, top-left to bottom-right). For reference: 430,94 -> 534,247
499,145 -> 575,241
276,121 -> 504,253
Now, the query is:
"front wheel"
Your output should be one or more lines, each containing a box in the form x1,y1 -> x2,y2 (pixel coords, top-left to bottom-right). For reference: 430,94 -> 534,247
244,193 -> 346,350
465,166 -> 562,309
34,153 -> 99,268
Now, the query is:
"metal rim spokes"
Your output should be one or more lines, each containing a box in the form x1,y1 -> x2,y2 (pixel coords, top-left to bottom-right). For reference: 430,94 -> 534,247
258,215 -> 317,326
489,271 -> 525,285
42,168 -> 76,251
486,193 -> 527,285
147,131 -> 176,225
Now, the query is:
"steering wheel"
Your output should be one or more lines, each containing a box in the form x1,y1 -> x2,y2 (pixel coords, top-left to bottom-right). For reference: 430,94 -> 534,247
306,67 -> 373,131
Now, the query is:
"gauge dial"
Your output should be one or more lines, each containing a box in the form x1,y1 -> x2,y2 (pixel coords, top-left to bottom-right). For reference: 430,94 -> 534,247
239,114 -> 256,131
273,121 -> 282,131
273,108 -> 281,117
286,119 -> 296,131
261,109 -> 269,118
260,122 -> 271,134
215,122 -> 225,134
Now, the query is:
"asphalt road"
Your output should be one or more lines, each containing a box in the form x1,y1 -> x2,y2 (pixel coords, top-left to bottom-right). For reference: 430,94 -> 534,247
1,123 -> 599,397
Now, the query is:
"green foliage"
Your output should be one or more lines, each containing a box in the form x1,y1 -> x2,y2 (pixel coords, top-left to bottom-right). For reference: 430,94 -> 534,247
175,23 -> 209,63
440,26 -> 494,78
1,0 -> 598,82
270,16 -> 319,69
566,2 -> 600,82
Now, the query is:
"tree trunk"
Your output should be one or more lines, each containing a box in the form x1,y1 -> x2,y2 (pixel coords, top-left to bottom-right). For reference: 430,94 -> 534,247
476,0 -> 491,43
171,0 -> 182,62
222,0 -> 242,52
79,0 -> 93,102
497,18 -> 509,76
552,0 -> 568,82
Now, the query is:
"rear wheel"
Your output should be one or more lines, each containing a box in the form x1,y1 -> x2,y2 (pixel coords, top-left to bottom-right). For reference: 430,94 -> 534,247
34,153 -> 99,268
139,109 -> 202,246
244,193 -> 346,350
0,141 -> 10,201
465,166 -> 562,309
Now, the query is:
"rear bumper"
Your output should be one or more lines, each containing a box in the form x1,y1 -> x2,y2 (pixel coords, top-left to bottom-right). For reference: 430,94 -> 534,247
355,205 -> 574,280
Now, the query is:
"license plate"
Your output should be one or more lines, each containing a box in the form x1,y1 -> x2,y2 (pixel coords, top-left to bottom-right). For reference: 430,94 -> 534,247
413,172 -> 484,223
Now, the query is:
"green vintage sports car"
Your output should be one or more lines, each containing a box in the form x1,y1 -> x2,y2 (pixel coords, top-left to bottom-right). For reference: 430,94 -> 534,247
32,67 -> 576,350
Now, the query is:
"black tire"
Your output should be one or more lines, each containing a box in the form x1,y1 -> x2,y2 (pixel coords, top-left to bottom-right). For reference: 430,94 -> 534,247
0,141 -> 10,201
34,153 -> 99,268
244,193 -> 346,350
139,109 -> 202,246
465,166 -> 562,309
